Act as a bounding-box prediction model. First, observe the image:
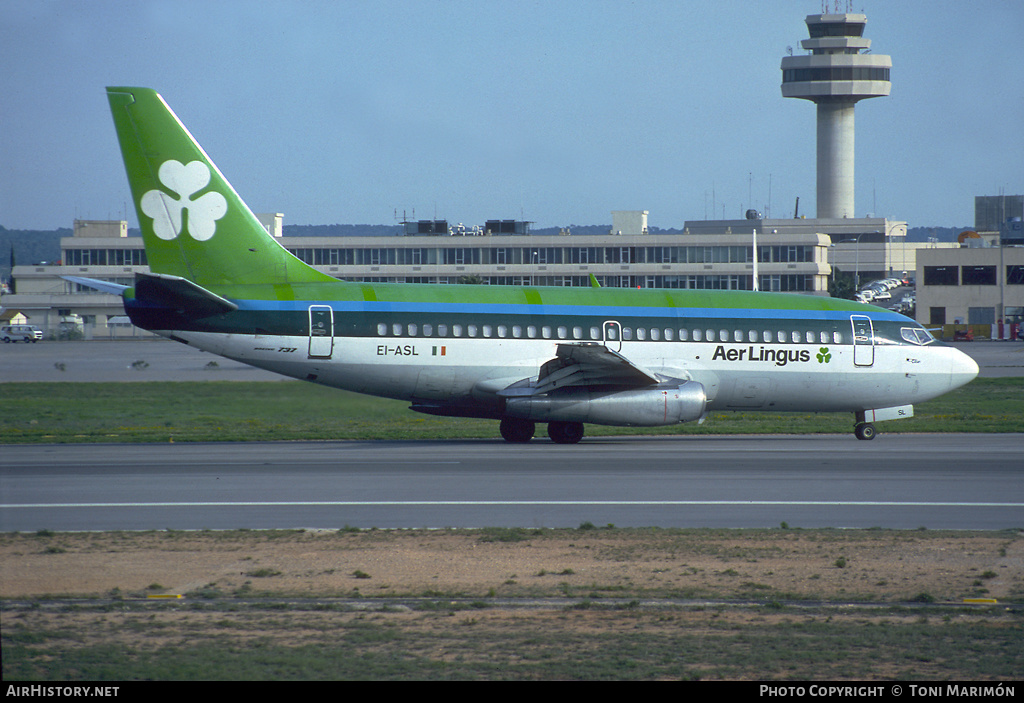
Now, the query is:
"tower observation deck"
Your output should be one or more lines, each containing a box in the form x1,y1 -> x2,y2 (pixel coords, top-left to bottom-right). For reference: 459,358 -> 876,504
781,13 -> 891,219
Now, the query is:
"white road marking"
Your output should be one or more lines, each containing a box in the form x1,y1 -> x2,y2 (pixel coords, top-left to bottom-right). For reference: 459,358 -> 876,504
4,500 -> 1021,508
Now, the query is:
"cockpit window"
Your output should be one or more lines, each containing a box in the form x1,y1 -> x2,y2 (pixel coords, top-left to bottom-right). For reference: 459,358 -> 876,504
901,327 -> 935,345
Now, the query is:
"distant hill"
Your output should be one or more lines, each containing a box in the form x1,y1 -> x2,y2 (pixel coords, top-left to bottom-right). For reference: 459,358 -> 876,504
0,227 -> 69,284
283,224 -> 402,237
905,226 -> 971,243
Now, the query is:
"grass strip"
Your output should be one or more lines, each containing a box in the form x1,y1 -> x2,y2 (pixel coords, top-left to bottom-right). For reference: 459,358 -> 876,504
0,377 -> 1021,444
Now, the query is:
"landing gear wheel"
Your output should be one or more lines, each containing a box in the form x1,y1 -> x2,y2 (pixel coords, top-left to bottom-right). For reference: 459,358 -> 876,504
547,421 -> 585,444
499,417 -> 535,443
854,422 -> 876,441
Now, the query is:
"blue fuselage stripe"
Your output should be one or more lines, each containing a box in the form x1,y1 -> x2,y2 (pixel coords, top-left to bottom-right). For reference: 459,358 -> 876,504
232,299 -> 905,322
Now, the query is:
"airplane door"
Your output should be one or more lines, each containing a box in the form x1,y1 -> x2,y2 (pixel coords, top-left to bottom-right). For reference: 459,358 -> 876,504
308,305 -> 334,359
603,320 -> 622,352
851,315 -> 874,367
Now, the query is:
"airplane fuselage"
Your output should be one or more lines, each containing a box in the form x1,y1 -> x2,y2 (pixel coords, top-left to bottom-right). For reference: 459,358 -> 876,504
126,280 -> 977,422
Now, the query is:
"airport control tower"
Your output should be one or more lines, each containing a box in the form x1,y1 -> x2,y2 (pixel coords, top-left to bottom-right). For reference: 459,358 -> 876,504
781,11 -> 891,219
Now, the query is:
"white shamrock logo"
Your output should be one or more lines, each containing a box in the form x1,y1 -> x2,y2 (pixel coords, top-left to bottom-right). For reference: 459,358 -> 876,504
140,160 -> 228,241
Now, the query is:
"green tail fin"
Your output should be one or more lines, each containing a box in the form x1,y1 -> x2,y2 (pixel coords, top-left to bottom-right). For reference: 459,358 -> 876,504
106,87 -> 331,287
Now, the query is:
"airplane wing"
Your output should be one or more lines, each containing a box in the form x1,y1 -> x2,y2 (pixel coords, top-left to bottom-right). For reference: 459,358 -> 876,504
498,342 -> 661,398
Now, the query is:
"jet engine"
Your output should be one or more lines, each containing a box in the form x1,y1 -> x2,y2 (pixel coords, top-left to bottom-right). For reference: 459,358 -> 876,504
503,381 -> 706,427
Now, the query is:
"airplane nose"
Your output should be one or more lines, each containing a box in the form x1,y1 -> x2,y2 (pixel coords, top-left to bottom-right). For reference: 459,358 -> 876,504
949,347 -> 980,390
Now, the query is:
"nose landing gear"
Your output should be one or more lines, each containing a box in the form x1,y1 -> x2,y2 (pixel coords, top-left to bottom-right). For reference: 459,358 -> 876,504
854,421 -> 876,441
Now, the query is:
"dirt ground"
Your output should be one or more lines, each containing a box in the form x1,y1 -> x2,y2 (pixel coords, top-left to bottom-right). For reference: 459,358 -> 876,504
2,528 -> 1021,603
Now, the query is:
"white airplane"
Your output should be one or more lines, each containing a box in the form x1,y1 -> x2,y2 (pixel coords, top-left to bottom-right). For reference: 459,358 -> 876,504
73,87 -> 978,443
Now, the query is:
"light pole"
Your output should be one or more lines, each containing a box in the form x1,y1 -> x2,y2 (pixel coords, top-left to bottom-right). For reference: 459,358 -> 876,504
836,233 -> 867,291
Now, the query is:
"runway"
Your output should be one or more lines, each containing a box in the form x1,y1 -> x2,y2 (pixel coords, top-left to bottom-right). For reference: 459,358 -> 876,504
1,435 -> 1020,532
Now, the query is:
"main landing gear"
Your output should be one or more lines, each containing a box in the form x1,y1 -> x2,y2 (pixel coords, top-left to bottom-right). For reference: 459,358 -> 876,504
499,418 -> 585,444
499,417 -> 535,443
547,421 -> 585,444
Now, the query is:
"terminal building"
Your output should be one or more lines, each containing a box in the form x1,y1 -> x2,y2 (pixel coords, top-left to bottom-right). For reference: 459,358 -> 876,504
915,195 -> 1024,335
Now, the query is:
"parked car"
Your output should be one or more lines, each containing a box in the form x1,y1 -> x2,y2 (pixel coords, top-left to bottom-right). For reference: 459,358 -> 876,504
1,324 -> 43,343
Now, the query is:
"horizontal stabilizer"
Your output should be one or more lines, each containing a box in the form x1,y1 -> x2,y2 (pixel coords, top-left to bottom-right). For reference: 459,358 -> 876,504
61,276 -> 131,296
133,272 -> 238,317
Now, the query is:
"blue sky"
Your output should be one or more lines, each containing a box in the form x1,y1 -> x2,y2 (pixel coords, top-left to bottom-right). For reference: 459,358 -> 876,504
2,0 -> 1022,231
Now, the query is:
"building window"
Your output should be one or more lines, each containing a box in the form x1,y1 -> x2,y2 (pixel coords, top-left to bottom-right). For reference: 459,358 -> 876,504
929,307 -> 946,325
968,307 -> 995,325
1007,266 -> 1024,285
924,266 -> 958,286
961,266 -> 996,286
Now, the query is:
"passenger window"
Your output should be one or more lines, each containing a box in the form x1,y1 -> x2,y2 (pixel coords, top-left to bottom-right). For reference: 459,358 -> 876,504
833,331 -> 842,344
637,327 -> 646,340
805,331 -> 814,344
791,331 -> 801,344
512,325 -> 522,338
453,324 -> 463,337
734,330 -> 743,343
820,331 -> 829,344
623,327 -> 633,340
763,330 -> 772,343
679,328 -> 688,341
407,323 -> 418,336
467,324 -> 477,337
377,323 -> 387,336
542,326 -> 552,339
664,328 -> 673,341
527,325 -> 537,338
483,325 -> 493,338
706,329 -> 715,341
497,325 -> 507,338
573,326 -> 583,339
650,328 -> 660,341
590,327 -> 601,340
748,330 -> 758,343
777,330 -> 786,344
693,329 -> 702,342
423,324 -> 433,337
438,324 -> 448,337
557,326 -> 567,339
393,323 -> 402,336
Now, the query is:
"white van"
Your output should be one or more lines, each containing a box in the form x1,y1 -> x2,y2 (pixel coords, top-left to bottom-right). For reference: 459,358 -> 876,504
1,324 -> 43,342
